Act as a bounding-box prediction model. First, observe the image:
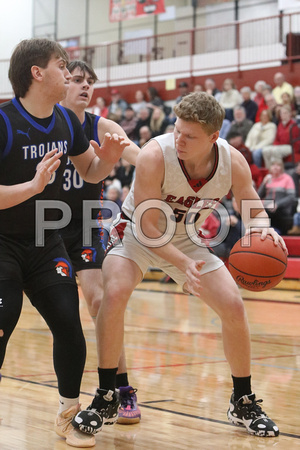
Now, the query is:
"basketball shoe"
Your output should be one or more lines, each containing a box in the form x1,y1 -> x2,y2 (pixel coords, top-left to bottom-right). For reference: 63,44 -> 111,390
227,392 -> 279,437
55,403 -> 96,447
117,386 -> 141,424
72,388 -> 120,435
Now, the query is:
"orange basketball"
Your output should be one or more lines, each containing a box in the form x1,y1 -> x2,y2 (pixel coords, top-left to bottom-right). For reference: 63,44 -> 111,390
228,232 -> 287,292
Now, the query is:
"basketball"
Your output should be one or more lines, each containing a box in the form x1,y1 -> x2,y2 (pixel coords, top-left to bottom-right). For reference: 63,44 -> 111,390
228,232 -> 287,292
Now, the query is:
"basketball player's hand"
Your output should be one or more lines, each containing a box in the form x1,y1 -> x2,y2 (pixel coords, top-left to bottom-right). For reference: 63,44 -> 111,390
91,133 -> 130,164
185,260 -> 205,297
246,227 -> 288,254
33,149 -> 62,194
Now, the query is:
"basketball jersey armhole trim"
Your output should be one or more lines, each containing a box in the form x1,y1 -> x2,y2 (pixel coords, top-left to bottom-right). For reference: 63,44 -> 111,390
0,109 -> 12,158
56,104 -> 74,148
93,116 -> 100,145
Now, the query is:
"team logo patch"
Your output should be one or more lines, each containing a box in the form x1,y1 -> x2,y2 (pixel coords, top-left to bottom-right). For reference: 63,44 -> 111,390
81,248 -> 96,263
54,258 -> 73,277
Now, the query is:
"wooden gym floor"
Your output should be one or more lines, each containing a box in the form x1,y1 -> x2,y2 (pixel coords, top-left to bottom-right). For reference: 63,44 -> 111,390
1,278 -> 300,449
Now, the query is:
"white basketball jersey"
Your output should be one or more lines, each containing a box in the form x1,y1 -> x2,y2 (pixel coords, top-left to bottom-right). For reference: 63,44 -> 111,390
122,133 -> 232,239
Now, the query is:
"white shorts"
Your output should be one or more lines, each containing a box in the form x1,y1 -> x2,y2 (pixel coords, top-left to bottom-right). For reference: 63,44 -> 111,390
106,214 -> 224,291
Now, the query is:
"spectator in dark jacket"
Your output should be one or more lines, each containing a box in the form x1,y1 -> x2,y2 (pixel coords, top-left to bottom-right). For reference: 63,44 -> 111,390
240,86 -> 258,123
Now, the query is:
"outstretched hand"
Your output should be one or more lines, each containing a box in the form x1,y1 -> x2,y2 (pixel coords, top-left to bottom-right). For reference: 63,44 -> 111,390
184,260 -> 205,297
91,133 -> 130,164
33,149 -> 62,194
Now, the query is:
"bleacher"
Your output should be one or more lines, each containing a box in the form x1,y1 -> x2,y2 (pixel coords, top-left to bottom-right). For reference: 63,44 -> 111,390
283,235 -> 300,280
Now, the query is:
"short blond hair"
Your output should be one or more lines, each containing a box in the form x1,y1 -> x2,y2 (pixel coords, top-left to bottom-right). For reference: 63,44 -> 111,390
173,92 -> 225,135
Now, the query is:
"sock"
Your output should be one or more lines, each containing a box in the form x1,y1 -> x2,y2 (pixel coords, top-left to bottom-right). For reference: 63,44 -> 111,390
116,372 -> 129,388
98,367 -> 118,392
58,395 -> 79,414
232,375 -> 252,401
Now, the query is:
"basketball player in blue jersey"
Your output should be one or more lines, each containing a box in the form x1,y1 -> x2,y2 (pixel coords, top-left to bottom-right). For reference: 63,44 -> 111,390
73,92 -> 287,438
60,60 -> 141,424
0,38 -> 130,448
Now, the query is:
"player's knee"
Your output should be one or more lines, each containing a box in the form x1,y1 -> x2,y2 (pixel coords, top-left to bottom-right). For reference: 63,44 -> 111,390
90,298 -> 101,316
104,287 -> 130,312
221,295 -> 246,324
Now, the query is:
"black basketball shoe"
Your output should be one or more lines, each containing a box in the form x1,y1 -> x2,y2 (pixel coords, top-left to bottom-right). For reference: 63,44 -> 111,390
72,388 -> 120,435
227,392 -> 279,437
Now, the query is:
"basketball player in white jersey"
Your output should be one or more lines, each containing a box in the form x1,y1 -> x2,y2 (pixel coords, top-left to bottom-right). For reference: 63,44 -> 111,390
73,92 -> 286,438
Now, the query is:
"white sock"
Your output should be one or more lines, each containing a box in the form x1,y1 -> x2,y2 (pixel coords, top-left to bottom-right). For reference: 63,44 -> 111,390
58,395 -> 80,414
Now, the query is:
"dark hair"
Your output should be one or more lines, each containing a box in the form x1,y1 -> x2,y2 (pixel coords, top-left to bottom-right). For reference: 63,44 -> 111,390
174,92 -> 225,135
8,38 -> 69,98
67,60 -> 98,83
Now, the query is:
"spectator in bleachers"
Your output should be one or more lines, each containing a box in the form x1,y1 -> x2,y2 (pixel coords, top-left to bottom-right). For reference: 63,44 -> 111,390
146,86 -> 165,111
262,105 -> 300,169
253,80 -> 267,106
213,197 -> 243,260
149,106 -> 170,136
288,162 -> 300,235
193,83 -> 203,92
204,78 -> 221,101
91,96 -> 109,118
240,86 -> 258,123
293,86 -> 300,120
227,131 -> 263,188
290,161 -> 300,197
264,93 -> 280,125
272,72 -> 294,105
131,89 -> 147,114
134,106 -> 151,138
219,78 -> 242,121
175,81 -> 190,104
107,106 -> 123,124
120,106 -> 138,142
254,81 -> 268,122
226,105 -> 253,142
115,158 -> 135,188
108,88 -> 128,119
281,91 -> 296,115
138,125 -> 152,147
121,185 -> 131,203
257,158 -> 296,234
245,109 -> 277,167
219,118 -> 231,139
287,201 -> 300,235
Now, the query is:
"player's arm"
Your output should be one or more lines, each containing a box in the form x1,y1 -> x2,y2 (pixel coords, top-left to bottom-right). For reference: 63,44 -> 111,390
97,117 -> 140,165
70,133 -> 130,183
0,148 -> 62,209
134,140 -> 204,296
230,146 -> 287,251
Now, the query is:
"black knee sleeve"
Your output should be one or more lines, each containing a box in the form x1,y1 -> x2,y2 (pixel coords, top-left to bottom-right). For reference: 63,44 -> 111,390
30,283 -> 86,398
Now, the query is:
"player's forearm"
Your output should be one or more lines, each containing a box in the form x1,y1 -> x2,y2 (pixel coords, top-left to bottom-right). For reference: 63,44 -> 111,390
121,142 -> 140,166
0,181 -> 37,209
81,157 -> 115,184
